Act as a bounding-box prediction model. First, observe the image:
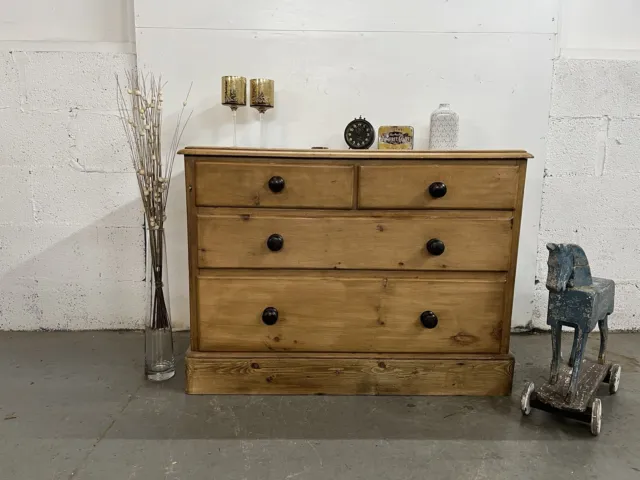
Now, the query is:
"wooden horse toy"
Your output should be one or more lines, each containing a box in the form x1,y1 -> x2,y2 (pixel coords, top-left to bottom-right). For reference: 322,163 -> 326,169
521,243 -> 621,435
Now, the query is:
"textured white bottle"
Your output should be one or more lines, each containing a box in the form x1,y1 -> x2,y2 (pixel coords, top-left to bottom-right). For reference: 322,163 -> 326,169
429,103 -> 459,150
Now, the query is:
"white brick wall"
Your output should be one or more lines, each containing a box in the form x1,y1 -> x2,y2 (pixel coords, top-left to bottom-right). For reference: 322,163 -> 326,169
550,60 -> 640,118
0,52 -> 22,109
23,52 -> 135,111
3,2 -> 640,332
0,50 -> 147,330
1,110 -> 73,166
534,58 -> 640,330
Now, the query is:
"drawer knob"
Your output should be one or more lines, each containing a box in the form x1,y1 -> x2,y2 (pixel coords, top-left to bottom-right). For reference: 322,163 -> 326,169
268,176 -> 286,193
426,238 -> 445,256
267,233 -> 284,251
420,311 -> 438,329
428,182 -> 447,198
262,307 -> 279,325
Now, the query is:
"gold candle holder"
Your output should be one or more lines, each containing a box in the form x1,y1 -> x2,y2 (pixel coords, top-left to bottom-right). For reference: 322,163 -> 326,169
221,76 -> 246,110
221,76 -> 247,147
250,78 -> 274,148
250,78 -> 274,113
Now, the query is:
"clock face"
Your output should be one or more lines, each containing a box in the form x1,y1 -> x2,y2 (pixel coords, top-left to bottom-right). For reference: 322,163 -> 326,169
344,117 -> 375,149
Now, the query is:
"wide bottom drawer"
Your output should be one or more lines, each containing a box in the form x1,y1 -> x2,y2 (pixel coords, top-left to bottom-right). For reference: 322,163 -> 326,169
196,274 -> 506,353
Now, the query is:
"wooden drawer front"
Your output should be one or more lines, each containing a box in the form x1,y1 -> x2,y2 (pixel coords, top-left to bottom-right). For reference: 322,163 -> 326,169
197,212 -> 512,271
358,165 -> 519,209
195,162 -> 354,208
197,276 -> 505,353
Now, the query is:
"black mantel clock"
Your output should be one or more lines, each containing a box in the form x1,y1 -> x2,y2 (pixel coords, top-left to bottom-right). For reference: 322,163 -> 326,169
344,116 -> 375,149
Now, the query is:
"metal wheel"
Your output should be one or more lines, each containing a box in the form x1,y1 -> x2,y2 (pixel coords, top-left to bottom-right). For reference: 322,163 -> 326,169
609,364 -> 621,394
521,381 -> 535,416
590,398 -> 602,436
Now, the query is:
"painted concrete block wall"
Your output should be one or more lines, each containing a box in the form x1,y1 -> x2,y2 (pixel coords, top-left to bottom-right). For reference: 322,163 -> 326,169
135,0 -> 557,331
0,0 -> 135,53
3,0 -> 640,331
533,58 -> 640,330
0,1 -> 146,330
560,0 -> 640,58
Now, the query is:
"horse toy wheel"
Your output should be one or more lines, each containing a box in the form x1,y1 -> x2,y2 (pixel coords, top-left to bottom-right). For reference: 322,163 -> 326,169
609,364 -> 621,394
590,398 -> 602,436
521,381 -> 534,416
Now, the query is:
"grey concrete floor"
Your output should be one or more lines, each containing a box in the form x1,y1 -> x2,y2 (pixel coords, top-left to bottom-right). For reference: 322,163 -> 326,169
1,332 -> 639,480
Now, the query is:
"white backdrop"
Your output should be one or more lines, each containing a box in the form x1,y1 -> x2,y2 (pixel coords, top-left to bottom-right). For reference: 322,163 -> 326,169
134,0 -> 557,330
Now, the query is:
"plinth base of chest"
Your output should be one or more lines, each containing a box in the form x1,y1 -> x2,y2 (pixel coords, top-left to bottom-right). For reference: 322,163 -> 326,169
185,351 -> 514,396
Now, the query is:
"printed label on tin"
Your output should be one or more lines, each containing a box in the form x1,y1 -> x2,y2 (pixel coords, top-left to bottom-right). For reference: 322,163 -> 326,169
378,126 -> 414,150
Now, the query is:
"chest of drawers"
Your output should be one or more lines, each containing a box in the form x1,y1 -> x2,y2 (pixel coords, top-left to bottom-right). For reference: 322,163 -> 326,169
181,147 -> 530,396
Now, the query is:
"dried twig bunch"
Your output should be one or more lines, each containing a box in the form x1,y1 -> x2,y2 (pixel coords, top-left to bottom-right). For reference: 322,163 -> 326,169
116,70 -> 192,329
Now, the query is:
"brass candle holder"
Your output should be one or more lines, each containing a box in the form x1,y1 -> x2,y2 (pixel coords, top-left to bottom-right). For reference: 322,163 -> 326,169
221,76 -> 247,146
250,78 -> 275,147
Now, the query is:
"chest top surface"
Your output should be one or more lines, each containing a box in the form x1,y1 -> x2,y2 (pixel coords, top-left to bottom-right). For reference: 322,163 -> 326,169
180,146 -> 532,161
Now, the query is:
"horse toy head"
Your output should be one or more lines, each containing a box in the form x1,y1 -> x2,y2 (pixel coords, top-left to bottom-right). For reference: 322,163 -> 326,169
546,243 -> 593,292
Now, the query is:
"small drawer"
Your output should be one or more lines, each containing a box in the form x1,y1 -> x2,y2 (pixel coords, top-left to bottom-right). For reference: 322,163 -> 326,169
196,275 -> 505,353
194,161 -> 354,208
197,211 -> 513,271
358,164 -> 520,209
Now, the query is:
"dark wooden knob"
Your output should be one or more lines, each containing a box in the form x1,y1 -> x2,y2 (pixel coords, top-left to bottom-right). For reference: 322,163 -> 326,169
420,311 -> 438,329
262,307 -> 278,325
426,238 -> 445,256
268,176 -> 285,193
266,234 -> 284,251
428,182 -> 447,198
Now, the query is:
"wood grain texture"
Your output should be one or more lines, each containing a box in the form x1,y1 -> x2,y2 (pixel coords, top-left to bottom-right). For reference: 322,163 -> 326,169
195,158 -> 519,167
184,157 -> 200,350
500,160 -> 527,353
198,269 -> 508,281
181,147 -> 533,159
535,359 -> 610,412
197,208 -> 514,219
197,275 -> 505,353
180,149 -> 528,396
194,162 -> 354,208
185,351 -> 515,395
358,164 -> 519,209
197,212 -> 513,271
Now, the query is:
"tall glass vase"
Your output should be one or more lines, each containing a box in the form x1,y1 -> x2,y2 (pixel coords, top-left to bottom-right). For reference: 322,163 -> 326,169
145,224 -> 175,381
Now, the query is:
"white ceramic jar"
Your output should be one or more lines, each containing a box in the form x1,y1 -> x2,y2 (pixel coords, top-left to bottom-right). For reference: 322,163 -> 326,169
429,103 -> 459,150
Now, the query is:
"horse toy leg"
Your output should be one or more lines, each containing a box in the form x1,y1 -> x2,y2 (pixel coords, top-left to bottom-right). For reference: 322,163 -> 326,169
549,323 -> 562,384
569,329 -> 580,367
567,327 -> 589,399
598,315 -> 609,364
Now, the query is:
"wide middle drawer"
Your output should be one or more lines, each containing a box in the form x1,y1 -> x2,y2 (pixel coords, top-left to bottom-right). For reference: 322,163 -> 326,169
196,274 -> 505,353
197,211 -> 513,271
